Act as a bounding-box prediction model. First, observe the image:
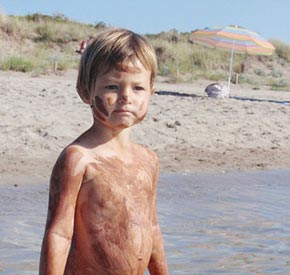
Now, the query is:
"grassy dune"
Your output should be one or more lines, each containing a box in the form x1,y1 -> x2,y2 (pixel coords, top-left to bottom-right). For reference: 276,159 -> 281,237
0,13 -> 290,90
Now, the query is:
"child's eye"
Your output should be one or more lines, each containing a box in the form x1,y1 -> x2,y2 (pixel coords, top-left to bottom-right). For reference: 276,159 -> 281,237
105,85 -> 118,90
134,86 -> 145,91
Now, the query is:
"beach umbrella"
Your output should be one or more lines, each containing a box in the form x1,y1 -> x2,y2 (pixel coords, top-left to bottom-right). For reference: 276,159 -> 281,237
190,25 -> 275,94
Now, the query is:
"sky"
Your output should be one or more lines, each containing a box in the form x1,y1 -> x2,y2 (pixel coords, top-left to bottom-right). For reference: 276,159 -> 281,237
0,0 -> 289,44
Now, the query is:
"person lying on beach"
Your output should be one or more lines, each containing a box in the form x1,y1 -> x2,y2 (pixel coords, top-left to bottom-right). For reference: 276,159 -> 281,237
75,39 -> 87,54
76,36 -> 93,54
39,28 -> 169,275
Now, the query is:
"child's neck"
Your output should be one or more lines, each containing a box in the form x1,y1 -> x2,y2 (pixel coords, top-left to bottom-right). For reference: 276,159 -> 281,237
90,123 -> 132,150
87,124 -> 135,163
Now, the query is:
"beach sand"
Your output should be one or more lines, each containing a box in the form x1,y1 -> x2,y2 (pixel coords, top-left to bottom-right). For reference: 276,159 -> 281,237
1,70 -> 290,184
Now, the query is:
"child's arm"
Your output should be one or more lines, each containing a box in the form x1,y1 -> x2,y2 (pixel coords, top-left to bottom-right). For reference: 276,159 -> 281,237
39,146 -> 85,275
148,162 -> 169,275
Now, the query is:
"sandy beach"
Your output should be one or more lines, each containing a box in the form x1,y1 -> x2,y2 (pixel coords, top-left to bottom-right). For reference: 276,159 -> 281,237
1,70 -> 290,184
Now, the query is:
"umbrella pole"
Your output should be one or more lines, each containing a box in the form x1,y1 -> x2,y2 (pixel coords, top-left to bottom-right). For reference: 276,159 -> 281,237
227,43 -> 235,95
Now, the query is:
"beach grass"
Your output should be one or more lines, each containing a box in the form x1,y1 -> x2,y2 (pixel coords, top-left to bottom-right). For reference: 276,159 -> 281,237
1,56 -> 34,72
0,13 -> 290,89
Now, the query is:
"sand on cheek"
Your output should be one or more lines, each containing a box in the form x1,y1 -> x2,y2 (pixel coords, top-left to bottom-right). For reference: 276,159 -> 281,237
95,96 -> 109,116
135,102 -> 148,123
91,96 -> 109,122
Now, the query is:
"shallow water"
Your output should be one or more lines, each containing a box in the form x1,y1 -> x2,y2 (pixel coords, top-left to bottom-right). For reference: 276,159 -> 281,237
1,170 -> 290,274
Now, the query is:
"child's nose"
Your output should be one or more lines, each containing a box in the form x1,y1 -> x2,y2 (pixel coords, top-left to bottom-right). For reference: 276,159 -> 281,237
118,88 -> 132,103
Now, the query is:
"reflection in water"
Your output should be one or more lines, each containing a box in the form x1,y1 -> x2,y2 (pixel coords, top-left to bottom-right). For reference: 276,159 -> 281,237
1,170 -> 290,274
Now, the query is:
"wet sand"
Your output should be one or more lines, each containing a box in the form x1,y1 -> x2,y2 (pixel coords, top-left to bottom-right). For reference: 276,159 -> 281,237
1,170 -> 290,274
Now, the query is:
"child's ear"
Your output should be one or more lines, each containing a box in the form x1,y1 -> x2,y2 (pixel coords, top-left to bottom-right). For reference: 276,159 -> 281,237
151,87 -> 156,95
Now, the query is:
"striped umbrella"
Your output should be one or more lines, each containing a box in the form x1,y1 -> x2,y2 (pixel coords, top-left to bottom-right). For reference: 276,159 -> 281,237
190,25 -> 275,94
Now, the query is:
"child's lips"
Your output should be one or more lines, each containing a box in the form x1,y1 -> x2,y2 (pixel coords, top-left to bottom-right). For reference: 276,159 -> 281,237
113,109 -> 133,115
114,109 -> 131,113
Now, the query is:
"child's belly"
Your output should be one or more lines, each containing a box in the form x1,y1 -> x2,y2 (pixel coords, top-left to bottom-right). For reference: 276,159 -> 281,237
66,218 -> 153,275
65,164 -> 155,273
65,179 -> 154,274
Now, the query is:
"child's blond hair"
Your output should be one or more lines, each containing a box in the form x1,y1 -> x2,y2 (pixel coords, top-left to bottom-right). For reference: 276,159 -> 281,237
76,28 -> 157,104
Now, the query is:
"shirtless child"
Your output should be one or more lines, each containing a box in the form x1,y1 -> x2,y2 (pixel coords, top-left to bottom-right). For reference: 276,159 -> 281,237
39,28 -> 169,275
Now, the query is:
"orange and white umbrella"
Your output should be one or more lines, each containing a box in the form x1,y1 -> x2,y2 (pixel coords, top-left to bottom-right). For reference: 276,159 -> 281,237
190,25 -> 275,93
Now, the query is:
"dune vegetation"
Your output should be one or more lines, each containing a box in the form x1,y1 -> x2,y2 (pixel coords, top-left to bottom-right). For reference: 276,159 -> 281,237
0,12 -> 290,90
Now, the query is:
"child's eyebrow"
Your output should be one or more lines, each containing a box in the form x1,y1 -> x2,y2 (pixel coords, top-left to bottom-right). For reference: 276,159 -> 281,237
115,63 -> 142,73
98,75 -> 119,83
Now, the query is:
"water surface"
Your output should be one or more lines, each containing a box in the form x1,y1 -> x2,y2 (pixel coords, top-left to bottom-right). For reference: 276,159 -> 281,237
1,170 -> 290,274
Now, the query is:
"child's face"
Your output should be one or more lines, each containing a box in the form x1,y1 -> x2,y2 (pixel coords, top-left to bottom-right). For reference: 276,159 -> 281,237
91,60 -> 153,130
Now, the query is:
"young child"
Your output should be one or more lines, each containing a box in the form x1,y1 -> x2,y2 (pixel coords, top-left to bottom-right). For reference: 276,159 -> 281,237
39,28 -> 169,275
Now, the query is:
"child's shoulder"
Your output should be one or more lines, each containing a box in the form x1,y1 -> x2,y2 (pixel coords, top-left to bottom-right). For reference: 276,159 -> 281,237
61,143 -> 87,157
56,143 -> 91,169
134,144 -> 159,163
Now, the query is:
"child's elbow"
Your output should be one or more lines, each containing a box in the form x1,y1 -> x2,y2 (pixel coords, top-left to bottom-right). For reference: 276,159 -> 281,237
46,227 -> 73,243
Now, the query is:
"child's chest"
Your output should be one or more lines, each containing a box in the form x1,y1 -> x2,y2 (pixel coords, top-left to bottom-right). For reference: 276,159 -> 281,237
78,157 -> 154,217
